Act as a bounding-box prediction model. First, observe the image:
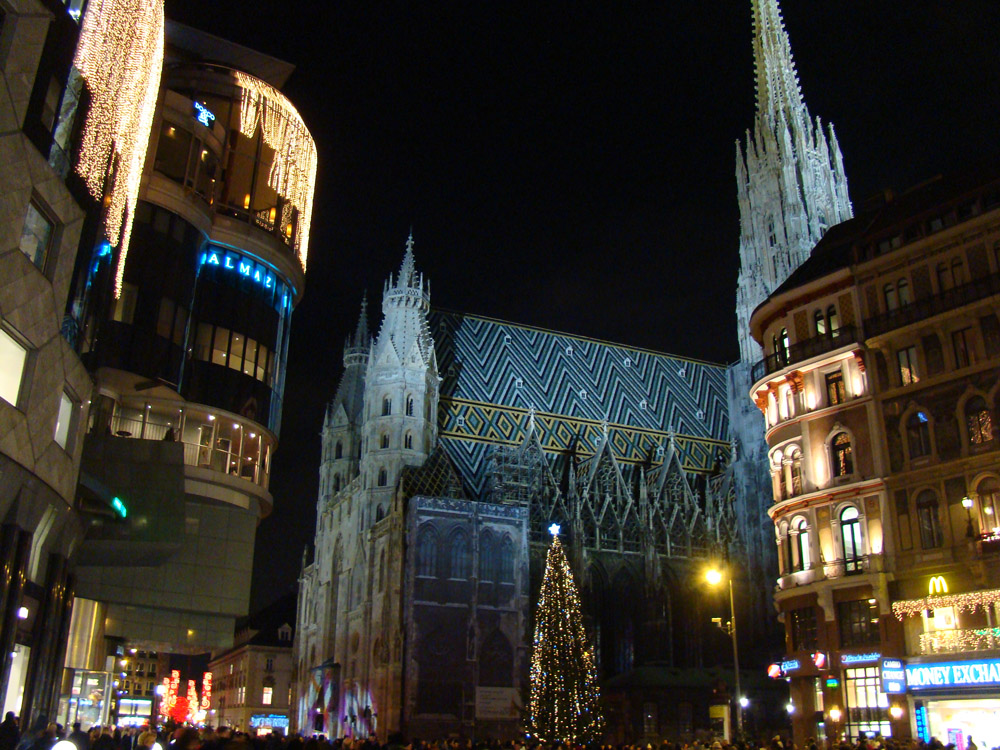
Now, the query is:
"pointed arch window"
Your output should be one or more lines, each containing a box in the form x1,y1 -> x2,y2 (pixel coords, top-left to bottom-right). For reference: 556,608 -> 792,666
794,517 -> 810,572
335,441 -> 343,459
377,468 -> 387,487
375,504 -> 385,523
379,549 -> 386,591
499,536 -> 515,583
449,531 -> 469,579
404,432 -> 413,449
417,526 -> 437,577
380,433 -> 389,449
840,506 -> 863,572
382,397 -> 391,416
966,396 -> 993,444
916,490 -> 943,549
767,219 -> 777,247
907,411 -> 932,458
406,396 -> 414,416
832,432 -> 853,476
479,532 -> 496,582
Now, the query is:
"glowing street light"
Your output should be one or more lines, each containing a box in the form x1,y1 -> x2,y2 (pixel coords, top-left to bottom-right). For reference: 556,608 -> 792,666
706,566 -> 742,735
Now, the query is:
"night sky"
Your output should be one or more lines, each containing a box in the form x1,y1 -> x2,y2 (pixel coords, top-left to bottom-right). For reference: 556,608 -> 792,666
164,1 -> 1000,610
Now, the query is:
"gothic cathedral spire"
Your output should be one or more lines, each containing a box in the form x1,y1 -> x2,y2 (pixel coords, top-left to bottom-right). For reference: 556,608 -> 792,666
734,0 -> 852,365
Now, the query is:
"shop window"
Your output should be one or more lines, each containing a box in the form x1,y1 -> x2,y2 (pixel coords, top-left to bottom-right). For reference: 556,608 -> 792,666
897,346 -> 919,386
832,433 -> 853,477
837,598 -> 879,647
826,370 -> 845,406
916,490 -> 943,549
840,505 -> 863,570
0,328 -> 29,407
952,327 -> 974,368
843,666 -> 890,738
19,201 -> 53,270
789,606 -> 818,651
448,531 -> 469,579
907,411 -> 932,459
417,526 -> 437,577
965,396 -> 993,445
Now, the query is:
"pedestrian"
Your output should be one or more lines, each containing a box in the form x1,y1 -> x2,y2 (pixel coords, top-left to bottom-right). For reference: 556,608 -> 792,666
0,713 -> 18,750
69,723 -> 90,750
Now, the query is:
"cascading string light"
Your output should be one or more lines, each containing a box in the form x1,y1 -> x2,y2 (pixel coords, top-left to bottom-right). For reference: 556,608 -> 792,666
234,72 -> 318,272
892,588 -> 1000,619
73,0 -> 164,299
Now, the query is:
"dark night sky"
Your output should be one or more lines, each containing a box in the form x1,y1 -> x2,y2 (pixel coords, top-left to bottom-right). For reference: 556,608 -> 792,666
164,1 -> 1000,610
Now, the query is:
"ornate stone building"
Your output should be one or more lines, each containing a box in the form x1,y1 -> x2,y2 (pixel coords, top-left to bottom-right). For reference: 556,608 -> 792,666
728,0 -> 854,640
295,238 -> 738,740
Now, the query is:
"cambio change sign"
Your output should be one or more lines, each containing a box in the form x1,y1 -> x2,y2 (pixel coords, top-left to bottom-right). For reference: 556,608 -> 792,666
906,658 -> 1000,689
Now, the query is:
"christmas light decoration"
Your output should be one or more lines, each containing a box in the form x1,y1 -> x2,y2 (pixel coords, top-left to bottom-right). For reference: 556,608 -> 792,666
234,72 -> 317,271
919,627 -> 1000,654
73,0 -> 164,298
528,534 -> 603,744
201,672 -> 212,711
893,588 -> 1000,619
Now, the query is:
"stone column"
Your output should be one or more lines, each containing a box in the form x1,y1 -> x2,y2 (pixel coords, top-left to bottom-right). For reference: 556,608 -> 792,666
0,524 -> 31,711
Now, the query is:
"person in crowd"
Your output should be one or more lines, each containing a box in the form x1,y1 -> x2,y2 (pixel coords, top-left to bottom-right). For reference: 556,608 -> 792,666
68,723 -> 90,750
0,714 -> 18,750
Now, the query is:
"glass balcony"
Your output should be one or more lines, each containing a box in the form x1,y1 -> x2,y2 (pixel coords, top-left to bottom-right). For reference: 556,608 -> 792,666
918,627 -> 1000,655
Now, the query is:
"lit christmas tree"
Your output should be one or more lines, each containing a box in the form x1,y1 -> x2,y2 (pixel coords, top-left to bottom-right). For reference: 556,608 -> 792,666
528,524 -> 603,744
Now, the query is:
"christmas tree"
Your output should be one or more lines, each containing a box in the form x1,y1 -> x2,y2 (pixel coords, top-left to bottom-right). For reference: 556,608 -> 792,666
528,525 -> 603,744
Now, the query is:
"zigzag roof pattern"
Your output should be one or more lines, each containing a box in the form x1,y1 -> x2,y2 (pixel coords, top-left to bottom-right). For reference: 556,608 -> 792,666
428,310 -> 730,497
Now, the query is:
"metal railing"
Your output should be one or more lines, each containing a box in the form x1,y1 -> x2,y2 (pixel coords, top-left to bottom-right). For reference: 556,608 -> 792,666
919,627 -> 1000,655
752,325 -> 859,383
864,271 -> 1000,338
109,415 -> 268,487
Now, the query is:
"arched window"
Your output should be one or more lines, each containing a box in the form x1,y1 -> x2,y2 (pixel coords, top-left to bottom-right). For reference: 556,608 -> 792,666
827,306 -> 839,334
832,432 -> 853,476
406,397 -> 414,416
815,309 -> 827,335
767,220 -> 777,247
382,397 -> 391,416
335,441 -> 343,459
966,396 -> 993,444
404,432 -> 413,449
782,530 -> 794,574
780,328 -> 790,361
380,433 -> 390,449
840,506 -> 863,572
898,278 -> 911,306
884,283 -> 899,312
794,517 -> 810,572
916,490 -> 943,549
479,532 -> 496,582
789,451 -> 803,496
375,504 -> 385,523
333,474 -> 341,492
772,334 -> 780,357
449,531 -> 469,579
907,411 -> 932,458
976,477 -> 1000,533
379,549 -> 386,591
417,526 -> 437,577
499,536 -> 515,583
377,468 -> 387,487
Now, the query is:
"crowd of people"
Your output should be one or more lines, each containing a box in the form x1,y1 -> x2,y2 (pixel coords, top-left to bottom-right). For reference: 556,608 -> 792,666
0,714 -> 993,750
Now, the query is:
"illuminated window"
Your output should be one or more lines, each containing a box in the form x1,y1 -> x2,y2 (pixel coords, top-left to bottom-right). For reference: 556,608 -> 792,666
906,411 -> 932,458
815,309 -> 827,335
827,305 -> 839,334
789,606 -> 818,650
897,346 -> 919,385
966,396 -> 993,444
916,490 -> 943,549
794,517 -> 810,571
843,666 -> 890,738
211,327 -> 230,366
19,201 -> 53,270
826,371 -> 845,406
0,328 -> 28,407
53,392 -> 74,450
840,506 -> 863,571
977,477 -> 1000,533
832,433 -> 853,477
780,328 -> 789,361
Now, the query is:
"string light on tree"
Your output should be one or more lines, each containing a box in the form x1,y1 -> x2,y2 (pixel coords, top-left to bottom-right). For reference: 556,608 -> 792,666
528,525 -> 603,744
73,0 -> 164,298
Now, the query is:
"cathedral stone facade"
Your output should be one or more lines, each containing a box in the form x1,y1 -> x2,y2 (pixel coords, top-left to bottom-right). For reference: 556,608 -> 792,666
294,239 -> 737,739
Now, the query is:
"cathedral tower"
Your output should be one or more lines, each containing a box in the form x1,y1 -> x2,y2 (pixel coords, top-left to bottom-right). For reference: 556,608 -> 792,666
319,295 -> 370,505
360,233 -> 439,518
734,0 -> 852,364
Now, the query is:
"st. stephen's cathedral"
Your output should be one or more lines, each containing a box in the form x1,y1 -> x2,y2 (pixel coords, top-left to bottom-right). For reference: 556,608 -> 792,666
294,0 -> 852,739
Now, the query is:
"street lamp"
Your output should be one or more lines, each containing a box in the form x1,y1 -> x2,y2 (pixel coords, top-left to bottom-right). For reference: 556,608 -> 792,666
962,496 -> 975,538
706,567 -> 742,735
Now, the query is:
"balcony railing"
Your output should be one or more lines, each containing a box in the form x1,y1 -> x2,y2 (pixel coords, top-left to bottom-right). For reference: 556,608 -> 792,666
919,627 -> 1000,655
864,271 -> 1000,338
752,325 -> 859,383
110,414 -> 269,488
776,555 -> 877,591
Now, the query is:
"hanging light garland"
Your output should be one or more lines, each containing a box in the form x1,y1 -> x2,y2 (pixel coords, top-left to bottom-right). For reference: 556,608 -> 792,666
892,588 -> 1000,619
919,627 -> 1000,654
234,72 -> 318,272
73,0 -> 164,298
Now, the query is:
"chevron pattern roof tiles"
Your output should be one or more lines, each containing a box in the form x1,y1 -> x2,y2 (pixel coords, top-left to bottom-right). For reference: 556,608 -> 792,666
429,311 -> 731,497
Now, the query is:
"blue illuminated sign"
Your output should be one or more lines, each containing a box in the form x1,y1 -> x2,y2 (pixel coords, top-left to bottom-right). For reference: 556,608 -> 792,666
915,705 -> 929,741
881,658 -> 907,694
201,248 -> 276,291
780,659 -> 801,673
842,652 -> 880,665
111,497 -> 127,518
907,658 -> 1000,689
250,714 -> 289,729
194,102 -> 216,127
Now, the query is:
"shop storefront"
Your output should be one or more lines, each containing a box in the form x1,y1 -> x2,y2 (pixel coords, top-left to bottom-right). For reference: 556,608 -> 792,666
250,713 -> 290,736
907,658 -> 1000,750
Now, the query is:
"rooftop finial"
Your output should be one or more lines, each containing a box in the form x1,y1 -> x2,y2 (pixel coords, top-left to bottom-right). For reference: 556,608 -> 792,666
398,230 -> 416,288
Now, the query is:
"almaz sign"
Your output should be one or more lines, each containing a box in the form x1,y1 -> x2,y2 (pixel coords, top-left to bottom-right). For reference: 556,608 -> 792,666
201,248 -> 276,290
906,658 -> 1000,689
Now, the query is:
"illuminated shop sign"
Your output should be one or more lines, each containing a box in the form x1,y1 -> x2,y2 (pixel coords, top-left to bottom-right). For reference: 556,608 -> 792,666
915,704 -> 929,742
906,658 -> 1000,689
194,102 -> 216,127
200,248 -> 277,290
780,659 -> 801,673
842,652 -> 881,665
881,658 -> 907,694
250,714 -> 289,729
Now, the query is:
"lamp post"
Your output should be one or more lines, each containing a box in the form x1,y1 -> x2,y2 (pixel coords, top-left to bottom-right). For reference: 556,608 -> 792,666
706,567 -> 742,735
962,496 -> 975,538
